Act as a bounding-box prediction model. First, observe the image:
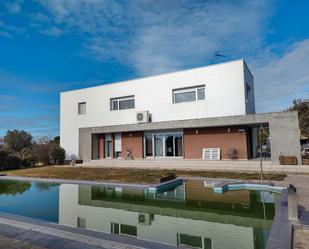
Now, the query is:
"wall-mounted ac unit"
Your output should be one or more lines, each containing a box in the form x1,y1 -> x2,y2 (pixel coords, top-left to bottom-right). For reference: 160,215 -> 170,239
138,213 -> 151,225
202,148 -> 221,160
136,111 -> 149,123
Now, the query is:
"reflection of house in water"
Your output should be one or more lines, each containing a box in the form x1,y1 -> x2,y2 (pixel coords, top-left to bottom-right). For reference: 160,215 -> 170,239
59,180 -> 279,249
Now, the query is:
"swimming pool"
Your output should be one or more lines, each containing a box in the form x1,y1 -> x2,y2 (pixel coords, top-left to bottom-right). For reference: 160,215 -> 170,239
0,179 -> 279,249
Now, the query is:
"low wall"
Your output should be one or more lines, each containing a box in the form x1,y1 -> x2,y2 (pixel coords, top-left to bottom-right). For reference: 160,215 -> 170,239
82,159 -> 309,174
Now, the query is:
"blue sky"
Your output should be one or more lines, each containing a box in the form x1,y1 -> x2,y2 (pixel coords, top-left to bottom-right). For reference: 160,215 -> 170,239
0,0 -> 308,138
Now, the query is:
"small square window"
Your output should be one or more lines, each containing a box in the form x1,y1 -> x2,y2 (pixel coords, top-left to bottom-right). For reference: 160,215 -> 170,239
78,102 -> 86,115
77,217 -> 86,228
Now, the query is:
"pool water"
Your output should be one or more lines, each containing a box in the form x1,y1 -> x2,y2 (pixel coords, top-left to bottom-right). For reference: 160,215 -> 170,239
0,179 -> 279,249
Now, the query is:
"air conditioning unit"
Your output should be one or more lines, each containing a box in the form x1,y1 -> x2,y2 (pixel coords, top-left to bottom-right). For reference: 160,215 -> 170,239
136,111 -> 149,123
138,213 -> 151,225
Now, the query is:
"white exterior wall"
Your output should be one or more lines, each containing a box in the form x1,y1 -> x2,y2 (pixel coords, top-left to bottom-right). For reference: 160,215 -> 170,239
60,59 -> 254,157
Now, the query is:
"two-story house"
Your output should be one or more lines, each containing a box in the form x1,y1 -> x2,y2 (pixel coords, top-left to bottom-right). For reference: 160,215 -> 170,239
60,59 -> 301,164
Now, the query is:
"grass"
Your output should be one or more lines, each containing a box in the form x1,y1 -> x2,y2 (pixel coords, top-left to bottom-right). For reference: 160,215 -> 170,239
2,166 -> 287,184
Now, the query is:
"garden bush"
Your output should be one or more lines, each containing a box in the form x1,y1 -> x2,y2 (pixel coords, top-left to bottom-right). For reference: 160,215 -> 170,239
49,144 -> 66,165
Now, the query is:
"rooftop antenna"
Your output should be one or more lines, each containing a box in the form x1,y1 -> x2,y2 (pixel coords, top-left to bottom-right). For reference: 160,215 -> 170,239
212,50 -> 226,64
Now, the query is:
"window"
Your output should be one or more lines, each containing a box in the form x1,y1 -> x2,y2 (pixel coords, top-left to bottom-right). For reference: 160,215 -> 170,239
111,96 -> 135,111
177,234 -> 212,249
111,223 -> 119,234
173,85 -> 205,103
145,134 -> 153,157
144,132 -> 183,158
78,102 -> 86,114
77,217 -> 86,228
111,223 -> 137,237
197,87 -> 205,100
120,224 -> 137,236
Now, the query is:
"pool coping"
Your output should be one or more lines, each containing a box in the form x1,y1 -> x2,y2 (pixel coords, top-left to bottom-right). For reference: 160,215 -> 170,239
265,189 -> 292,249
213,181 -> 286,194
0,175 -> 185,193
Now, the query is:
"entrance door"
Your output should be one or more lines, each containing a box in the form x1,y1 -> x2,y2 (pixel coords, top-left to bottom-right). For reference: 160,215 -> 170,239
105,140 -> 112,158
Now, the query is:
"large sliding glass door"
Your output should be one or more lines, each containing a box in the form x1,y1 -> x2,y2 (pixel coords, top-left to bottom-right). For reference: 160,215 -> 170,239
165,135 -> 174,157
144,131 -> 183,158
154,135 -> 164,157
174,135 -> 183,157
145,134 -> 153,157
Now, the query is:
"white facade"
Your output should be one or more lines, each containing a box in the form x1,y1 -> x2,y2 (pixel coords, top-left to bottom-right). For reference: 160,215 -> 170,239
60,59 -> 255,157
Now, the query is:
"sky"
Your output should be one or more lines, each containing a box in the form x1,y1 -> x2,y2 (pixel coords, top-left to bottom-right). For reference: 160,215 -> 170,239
0,0 -> 308,138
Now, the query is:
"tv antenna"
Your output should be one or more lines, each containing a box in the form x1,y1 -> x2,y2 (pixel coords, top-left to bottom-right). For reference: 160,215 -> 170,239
212,50 -> 226,64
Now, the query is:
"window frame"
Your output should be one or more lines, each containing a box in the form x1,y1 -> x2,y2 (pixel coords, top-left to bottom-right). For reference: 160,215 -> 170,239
110,95 -> 135,111
143,131 -> 183,158
173,85 -> 205,104
78,102 -> 86,115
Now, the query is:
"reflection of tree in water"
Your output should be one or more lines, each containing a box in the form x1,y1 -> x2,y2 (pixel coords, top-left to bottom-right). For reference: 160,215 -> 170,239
35,182 -> 59,192
0,180 -> 31,196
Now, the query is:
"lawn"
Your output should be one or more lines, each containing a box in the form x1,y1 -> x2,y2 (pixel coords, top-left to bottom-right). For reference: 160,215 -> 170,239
2,166 -> 287,183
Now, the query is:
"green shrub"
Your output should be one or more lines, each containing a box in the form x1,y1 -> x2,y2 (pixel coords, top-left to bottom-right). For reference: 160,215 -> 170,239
0,149 -> 9,169
5,155 -> 22,170
49,145 -> 66,165
20,148 -> 36,167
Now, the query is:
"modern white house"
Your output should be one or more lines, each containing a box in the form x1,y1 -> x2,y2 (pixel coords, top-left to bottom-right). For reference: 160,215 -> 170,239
60,59 -> 301,164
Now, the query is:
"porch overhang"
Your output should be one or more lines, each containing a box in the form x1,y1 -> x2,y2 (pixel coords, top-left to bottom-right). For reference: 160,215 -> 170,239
79,111 -> 301,164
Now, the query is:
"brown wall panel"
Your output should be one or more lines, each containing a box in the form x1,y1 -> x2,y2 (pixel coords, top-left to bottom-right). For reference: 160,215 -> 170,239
98,134 -> 105,159
184,126 -> 248,159
121,132 -> 144,159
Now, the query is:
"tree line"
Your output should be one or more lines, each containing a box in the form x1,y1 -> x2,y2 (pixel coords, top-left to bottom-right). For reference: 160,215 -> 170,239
0,130 -> 65,170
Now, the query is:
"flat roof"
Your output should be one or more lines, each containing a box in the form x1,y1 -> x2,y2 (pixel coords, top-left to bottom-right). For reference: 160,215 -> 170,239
61,59 -> 248,94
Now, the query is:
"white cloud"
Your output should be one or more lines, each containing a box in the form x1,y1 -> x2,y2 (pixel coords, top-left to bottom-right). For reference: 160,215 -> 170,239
5,0 -> 22,14
0,18 -> 25,38
40,26 -> 64,37
252,39 -> 309,112
3,0 -> 308,114
34,0 -> 272,75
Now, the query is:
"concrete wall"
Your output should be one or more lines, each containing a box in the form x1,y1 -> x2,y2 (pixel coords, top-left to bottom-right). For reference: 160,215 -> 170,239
269,112 -> 301,164
183,127 -> 248,159
61,59 -> 251,157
